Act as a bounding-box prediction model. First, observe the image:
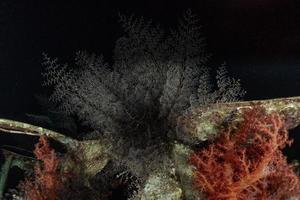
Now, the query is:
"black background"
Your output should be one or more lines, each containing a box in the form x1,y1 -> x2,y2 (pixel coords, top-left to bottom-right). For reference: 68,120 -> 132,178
0,0 -> 299,169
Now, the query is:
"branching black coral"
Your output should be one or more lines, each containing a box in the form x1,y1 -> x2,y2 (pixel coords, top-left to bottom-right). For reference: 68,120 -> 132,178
42,9 -> 246,196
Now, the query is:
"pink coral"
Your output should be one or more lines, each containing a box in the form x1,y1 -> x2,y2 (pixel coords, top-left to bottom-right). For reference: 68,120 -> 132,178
189,107 -> 300,200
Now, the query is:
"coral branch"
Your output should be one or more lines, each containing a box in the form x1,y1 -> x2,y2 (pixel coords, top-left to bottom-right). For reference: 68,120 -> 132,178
20,136 -> 66,200
189,107 -> 300,200
19,136 -> 106,200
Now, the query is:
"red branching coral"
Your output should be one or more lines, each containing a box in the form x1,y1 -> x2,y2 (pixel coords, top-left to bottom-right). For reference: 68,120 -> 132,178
19,136 -> 108,200
21,136 -> 66,200
189,107 -> 300,200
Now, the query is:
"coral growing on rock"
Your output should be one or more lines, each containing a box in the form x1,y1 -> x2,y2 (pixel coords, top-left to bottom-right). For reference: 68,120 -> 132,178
20,136 -> 66,200
189,107 -> 300,199
20,136 -> 103,200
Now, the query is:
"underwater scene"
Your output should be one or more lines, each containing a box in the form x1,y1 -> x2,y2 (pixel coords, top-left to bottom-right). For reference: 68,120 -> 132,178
0,1 -> 299,199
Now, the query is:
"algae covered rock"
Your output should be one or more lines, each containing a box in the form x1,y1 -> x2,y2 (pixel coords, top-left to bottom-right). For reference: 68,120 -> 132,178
137,172 -> 182,200
172,142 -> 202,200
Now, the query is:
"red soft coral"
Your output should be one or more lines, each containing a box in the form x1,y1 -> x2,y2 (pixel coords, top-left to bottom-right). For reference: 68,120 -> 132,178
21,136 -> 66,200
189,107 -> 300,200
20,136 -> 108,200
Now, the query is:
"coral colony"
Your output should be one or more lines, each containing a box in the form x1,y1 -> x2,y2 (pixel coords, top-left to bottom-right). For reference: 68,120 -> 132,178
0,10 -> 299,200
189,107 -> 300,199
1,101 -> 300,200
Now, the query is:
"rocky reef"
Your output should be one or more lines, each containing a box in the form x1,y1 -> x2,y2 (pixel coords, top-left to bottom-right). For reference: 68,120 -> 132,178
0,96 -> 300,199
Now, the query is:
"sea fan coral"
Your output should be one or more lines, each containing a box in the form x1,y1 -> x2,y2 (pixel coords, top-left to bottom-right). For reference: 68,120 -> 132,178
189,107 -> 300,200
